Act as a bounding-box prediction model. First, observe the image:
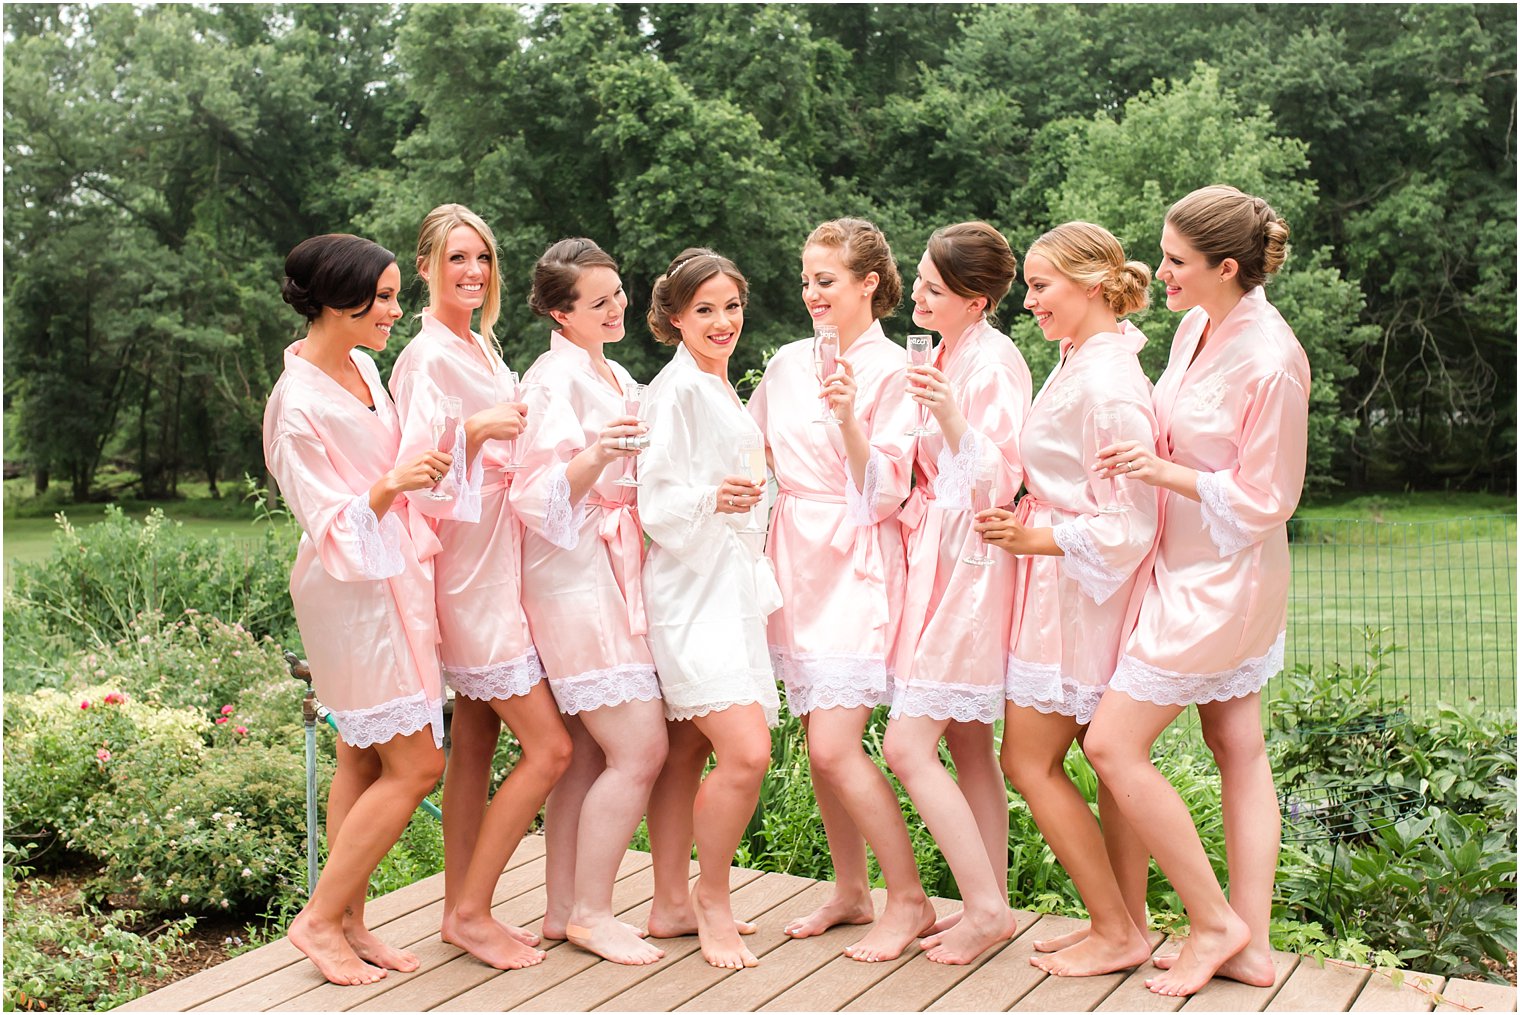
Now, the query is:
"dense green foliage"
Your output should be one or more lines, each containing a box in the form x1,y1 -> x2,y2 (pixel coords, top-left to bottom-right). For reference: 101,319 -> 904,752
5,4 -> 1514,499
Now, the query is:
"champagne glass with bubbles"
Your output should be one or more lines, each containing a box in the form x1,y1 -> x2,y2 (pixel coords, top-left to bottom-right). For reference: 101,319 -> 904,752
1091,401 -> 1127,514
424,395 -> 463,501
615,382 -> 647,488
736,432 -> 768,534
496,370 -> 525,472
906,334 -> 939,437
962,463 -> 996,566
813,325 -> 841,425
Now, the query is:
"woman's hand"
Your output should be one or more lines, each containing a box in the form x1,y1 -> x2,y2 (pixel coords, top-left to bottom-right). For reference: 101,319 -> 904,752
906,364 -> 965,432
391,449 -> 455,493
821,356 -> 859,426
589,414 -> 648,469
974,507 -> 1058,556
1094,438 -> 1180,489
467,401 -> 529,445
715,476 -> 763,514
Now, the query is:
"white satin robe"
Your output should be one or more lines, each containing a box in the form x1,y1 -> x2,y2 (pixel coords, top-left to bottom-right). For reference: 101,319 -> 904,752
519,332 -> 660,714
892,318 -> 1032,724
749,321 -> 914,715
263,341 -> 444,749
639,343 -> 782,727
1006,323 -> 1160,725
1112,287 -> 1311,705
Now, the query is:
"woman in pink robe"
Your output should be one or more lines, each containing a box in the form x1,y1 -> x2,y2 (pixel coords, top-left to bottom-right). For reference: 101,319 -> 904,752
1086,187 -> 1310,997
519,238 -> 669,966
264,234 -> 450,986
974,222 -> 1159,977
748,218 -> 934,961
882,222 -> 1031,965
388,205 -> 571,971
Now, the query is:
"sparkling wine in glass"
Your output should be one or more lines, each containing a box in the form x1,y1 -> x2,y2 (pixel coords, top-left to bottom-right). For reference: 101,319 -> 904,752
813,325 -> 841,425
906,334 -> 939,437
496,369 -> 525,472
1091,402 -> 1126,514
736,433 -> 768,534
424,395 -> 463,501
614,382 -> 647,489
962,470 -> 996,566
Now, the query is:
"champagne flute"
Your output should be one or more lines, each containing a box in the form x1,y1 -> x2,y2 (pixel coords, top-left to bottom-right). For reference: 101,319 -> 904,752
614,382 -> 647,488
962,465 -> 996,566
424,395 -> 463,501
496,369 -> 525,472
1091,401 -> 1126,514
813,325 -> 841,425
906,334 -> 939,437
736,433 -> 768,534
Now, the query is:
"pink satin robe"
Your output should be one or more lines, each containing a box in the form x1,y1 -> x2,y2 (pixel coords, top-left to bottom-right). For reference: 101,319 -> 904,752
639,343 -> 782,727
389,312 -> 568,702
1112,287 -> 1311,705
263,342 -> 444,749
1006,323 -> 1160,725
892,318 -> 1032,724
518,332 -> 660,714
749,321 -> 914,714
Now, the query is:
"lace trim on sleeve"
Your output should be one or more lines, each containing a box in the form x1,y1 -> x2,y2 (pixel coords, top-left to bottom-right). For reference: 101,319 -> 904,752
932,428 -> 983,510
1052,520 -> 1126,605
344,493 -> 405,579
540,461 -> 585,550
844,449 -> 884,526
1109,631 -> 1285,707
328,689 -> 444,749
682,485 -> 724,547
1196,469 -> 1251,556
452,438 -> 484,524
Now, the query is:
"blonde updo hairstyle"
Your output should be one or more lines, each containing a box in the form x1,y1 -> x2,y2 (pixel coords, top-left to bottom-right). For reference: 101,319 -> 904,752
528,237 -> 620,321
1165,185 -> 1290,291
646,247 -> 749,346
925,221 -> 1019,322
804,217 -> 903,319
415,203 -> 502,345
1026,222 -> 1152,317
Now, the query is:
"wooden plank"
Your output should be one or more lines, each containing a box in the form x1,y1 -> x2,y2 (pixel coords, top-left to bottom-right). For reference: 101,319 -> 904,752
1433,978 -> 1518,1013
925,914 -> 1070,1011
840,909 -> 1041,1012
1351,971 -> 1448,1011
1268,955 -> 1371,1012
1009,917 -> 1172,1013
1182,951 -> 1297,1011
595,874 -> 825,1012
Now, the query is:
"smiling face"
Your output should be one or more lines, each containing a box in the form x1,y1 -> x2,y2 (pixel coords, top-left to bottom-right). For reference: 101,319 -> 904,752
1157,222 -> 1237,314
337,261 -> 403,351
1021,252 -> 1095,343
800,243 -> 876,337
426,224 -> 494,316
910,251 -> 985,340
669,273 -> 744,376
552,265 -> 628,347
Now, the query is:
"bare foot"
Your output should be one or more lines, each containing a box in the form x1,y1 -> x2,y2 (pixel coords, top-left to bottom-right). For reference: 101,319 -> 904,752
844,896 -> 938,963
441,911 -> 548,970
923,908 -> 1016,965
566,918 -> 665,966
1153,941 -> 1275,986
646,899 -> 756,939
922,907 -> 962,946
344,923 -> 419,973
1030,929 -> 1152,977
692,882 -> 758,970
1034,926 -> 1088,953
544,919 -> 643,942
783,893 -> 875,939
1145,915 -> 1251,996
289,912 -> 387,986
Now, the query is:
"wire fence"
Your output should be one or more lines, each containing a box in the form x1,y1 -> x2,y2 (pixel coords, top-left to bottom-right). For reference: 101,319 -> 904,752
1278,515 -> 1516,712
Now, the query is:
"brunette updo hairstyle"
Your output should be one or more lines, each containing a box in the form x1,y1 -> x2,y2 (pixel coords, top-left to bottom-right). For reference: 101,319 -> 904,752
1026,222 -> 1152,318
1165,185 -> 1290,290
924,221 -> 1019,322
528,237 -> 620,321
645,248 -> 749,346
281,234 -> 396,322
415,203 -> 502,345
804,217 -> 903,319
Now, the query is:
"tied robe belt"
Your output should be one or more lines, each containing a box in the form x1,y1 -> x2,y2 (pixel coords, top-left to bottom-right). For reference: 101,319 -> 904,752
774,485 -> 888,639
586,493 -> 648,637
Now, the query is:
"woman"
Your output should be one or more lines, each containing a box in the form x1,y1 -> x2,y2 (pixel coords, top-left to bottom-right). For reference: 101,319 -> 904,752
974,222 -> 1158,976
389,204 -> 572,971
883,221 -> 1031,964
639,248 -> 779,970
748,218 -> 934,961
263,233 -> 450,985
1085,186 -> 1309,996
520,237 -> 668,966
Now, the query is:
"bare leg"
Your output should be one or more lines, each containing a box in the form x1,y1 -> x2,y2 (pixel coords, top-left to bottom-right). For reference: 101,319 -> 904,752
542,713 -> 604,939
947,721 -> 1009,892
687,704 -> 772,969
782,711 -> 875,939
1085,693 -> 1250,996
646,720 -> 711,936
883,715 -> 1015,965
1001,706 -> 1150,977
441,683 -> 571,970
289,730 -> 445,986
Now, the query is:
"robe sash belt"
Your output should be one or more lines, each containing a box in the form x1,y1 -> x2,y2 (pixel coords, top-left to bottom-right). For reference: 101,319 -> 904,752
587,493 -> 648,637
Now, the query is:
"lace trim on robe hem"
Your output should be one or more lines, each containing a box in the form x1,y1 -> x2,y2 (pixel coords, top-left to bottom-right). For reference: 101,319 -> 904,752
664,696 -> 780,729
1051,521 -> 1126,605
329,690 -> 444,749
445,650 -> 546,702
452,425 -> 484,524
889,679 -> 1002,724
844,449 -> 885,526
932,428 -> 983,510
771,648 -> 891,714
1004,657 -> 1107,726
1109,631 -> 1285,707
547,664 -> 661,715
540,461 -> 585,550
1195,470 -> 1251,557
345,493 -> 406,579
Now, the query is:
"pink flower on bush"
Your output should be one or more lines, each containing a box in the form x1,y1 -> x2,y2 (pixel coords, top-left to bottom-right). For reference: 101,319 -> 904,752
234,726 -> 248,736
96,749 -> 111,763
80,699 -> 92,710
220,704 -> 235,716
103,692 -> 127,705
215,717 -> 228,725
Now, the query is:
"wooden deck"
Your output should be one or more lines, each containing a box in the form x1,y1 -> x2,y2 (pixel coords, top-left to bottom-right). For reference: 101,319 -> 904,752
119,836 -> 1516,1012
